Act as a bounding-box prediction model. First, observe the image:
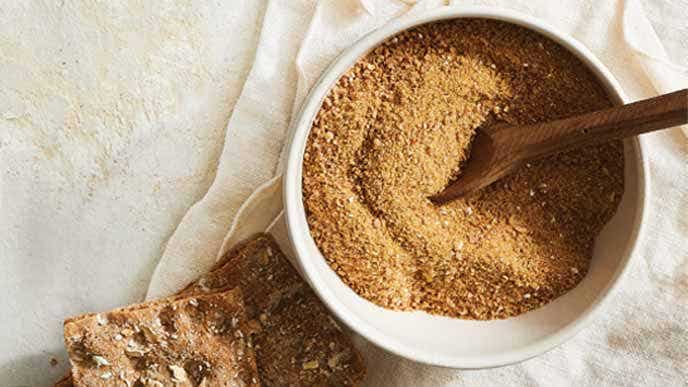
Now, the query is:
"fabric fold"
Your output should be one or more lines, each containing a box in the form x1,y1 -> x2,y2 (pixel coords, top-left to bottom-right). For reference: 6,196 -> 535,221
147,0 -> 318,299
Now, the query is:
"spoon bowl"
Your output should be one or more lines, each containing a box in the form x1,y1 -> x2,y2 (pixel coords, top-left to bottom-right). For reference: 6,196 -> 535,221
433,89 -> 687,204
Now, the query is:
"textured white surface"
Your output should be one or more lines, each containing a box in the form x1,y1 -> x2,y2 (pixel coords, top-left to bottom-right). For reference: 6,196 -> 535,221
1,0 -> 686,386
0,1 -> 266,385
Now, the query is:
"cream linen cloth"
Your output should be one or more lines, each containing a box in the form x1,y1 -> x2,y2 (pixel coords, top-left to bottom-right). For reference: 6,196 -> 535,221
148,0 -> 688,385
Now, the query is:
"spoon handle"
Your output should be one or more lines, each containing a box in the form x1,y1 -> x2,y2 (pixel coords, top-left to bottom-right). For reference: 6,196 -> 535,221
489,88 -> 688,162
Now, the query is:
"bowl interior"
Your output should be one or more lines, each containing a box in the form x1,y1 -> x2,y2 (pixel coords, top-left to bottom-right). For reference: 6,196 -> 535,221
284,7 -> 646,368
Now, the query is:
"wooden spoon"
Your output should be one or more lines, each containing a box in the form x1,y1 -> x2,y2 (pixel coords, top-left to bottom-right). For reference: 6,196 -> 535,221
431,88 -> 688,204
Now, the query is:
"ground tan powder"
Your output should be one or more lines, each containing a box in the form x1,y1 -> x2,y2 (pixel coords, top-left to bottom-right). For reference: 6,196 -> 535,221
302,19 -> 624,320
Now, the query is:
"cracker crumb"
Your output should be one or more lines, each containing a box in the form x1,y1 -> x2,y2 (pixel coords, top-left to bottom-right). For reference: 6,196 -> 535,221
96,314 -> 108,326
169,365 -> 187,382
302,360 -> 319,370
92,355 -> 109,367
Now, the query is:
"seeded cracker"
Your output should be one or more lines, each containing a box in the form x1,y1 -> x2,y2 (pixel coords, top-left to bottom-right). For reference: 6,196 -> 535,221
182,234 -> 366,386
58,234 -> 365,386
63,289 -> 259,387
302,19 -> 624,319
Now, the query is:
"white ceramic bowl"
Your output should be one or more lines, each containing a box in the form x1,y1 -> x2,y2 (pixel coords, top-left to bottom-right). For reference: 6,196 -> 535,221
283,6 -> 649,369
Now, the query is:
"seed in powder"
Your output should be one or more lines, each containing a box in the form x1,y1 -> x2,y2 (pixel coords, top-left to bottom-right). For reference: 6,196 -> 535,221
302,19 -> 624,320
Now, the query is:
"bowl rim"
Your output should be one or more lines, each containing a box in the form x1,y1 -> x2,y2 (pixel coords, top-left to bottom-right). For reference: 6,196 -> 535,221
283,5 -> 650,369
